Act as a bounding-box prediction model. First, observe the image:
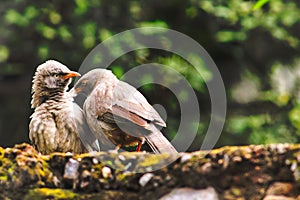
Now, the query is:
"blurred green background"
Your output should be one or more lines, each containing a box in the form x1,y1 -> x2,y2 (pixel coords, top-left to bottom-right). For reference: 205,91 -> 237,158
1,0 -> 300,151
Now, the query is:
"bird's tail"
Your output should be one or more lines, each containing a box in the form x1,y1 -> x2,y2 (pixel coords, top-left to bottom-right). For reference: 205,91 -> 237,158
145,124 -> 178,154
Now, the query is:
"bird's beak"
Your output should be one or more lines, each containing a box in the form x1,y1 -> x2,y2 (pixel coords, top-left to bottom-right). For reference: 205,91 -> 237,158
62,71 -> 81,80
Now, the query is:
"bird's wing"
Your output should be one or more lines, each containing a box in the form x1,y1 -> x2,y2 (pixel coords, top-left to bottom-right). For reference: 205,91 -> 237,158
83,91 -> 120,150
86,81 -> 153,138
72,102 -> 101,152
84,77 -> 177,153
112,81 -> 166,127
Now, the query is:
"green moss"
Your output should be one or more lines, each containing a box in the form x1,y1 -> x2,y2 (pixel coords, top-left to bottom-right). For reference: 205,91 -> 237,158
25,188 -> 79,200
138,154 -> 168,167
0,151 -> 16,185
211,145 -> 242,155
0,175 -> 7,181
116,172 -> 130,181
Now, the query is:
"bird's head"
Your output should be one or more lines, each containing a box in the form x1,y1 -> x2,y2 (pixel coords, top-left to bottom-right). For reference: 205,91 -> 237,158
71,68 -> 115,97
31,60 -> 80,108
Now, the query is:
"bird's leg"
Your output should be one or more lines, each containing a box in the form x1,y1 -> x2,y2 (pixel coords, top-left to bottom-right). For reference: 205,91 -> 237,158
115,144 -> 122,151
136,141 -> 142,152
109,144 -> 122,154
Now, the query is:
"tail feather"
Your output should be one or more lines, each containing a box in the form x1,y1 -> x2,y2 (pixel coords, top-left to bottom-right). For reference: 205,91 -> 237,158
145,124 -> 178,154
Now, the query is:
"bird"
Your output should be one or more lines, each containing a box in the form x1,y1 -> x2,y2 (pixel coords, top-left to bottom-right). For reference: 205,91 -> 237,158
29,60 -> 100,154
70,68 -> 178,154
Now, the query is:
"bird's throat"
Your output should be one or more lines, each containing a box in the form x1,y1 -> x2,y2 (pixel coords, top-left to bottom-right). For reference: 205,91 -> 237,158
32,88 -> 69,108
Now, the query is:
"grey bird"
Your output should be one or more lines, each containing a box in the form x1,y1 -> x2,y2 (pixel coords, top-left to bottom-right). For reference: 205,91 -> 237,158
29,60 -> 99,154
71,68 -> 178,154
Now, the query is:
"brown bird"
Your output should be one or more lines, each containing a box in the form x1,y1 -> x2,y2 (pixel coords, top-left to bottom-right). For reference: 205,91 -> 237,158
29,60 -> 100,154
71,68 -> 178,154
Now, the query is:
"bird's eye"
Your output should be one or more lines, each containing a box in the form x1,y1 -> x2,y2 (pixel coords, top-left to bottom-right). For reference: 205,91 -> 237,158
80,80 -> 87,86
53,74 -> 59,78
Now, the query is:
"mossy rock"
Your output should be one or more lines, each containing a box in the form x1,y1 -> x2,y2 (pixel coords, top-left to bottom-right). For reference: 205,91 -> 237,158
1,143 -> 300,199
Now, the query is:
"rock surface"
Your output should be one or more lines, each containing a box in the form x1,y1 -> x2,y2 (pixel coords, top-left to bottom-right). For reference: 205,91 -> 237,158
1,143 -> 300,199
